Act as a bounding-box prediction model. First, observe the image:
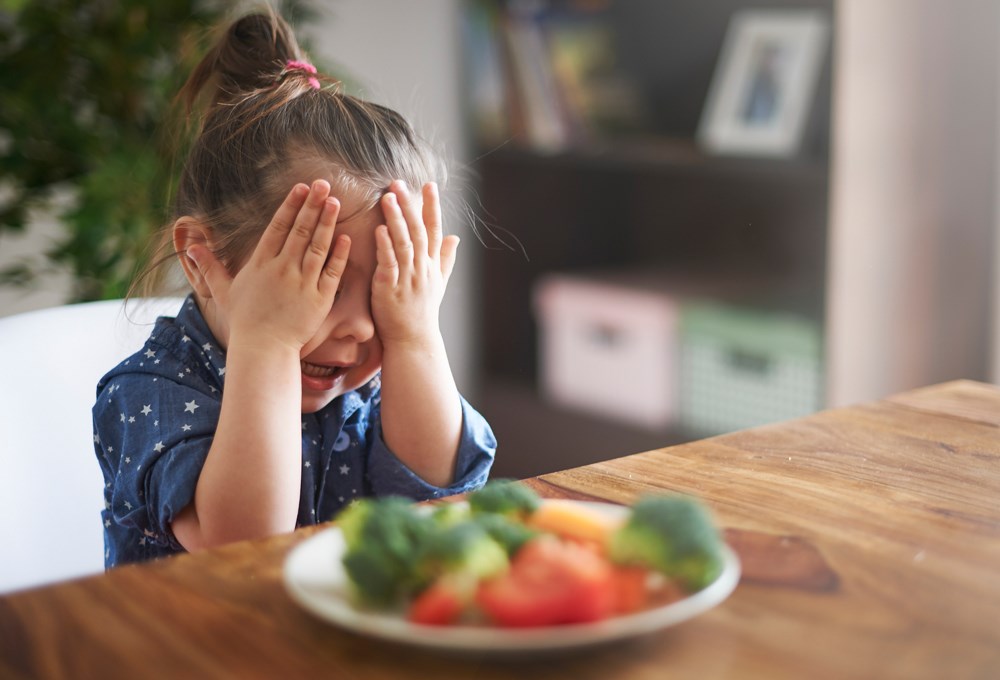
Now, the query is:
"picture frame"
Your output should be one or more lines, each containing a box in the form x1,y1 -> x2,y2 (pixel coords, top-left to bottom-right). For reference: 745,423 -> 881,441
697,9 -> 830,158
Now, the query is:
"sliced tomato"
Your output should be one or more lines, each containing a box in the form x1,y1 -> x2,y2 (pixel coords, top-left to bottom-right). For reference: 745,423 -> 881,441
408,580 -> 465,626
475,536 -> 616,627
611,566 -> 651,614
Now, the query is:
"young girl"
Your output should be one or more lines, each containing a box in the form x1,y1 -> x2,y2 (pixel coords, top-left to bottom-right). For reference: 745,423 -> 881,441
92,12 -> 495,567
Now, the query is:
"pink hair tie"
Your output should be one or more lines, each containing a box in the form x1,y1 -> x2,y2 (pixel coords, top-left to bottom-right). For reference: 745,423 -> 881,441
286,59 -> 320,90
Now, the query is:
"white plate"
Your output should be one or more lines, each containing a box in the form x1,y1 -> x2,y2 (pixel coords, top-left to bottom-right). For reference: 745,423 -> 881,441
282,502 -> 740,655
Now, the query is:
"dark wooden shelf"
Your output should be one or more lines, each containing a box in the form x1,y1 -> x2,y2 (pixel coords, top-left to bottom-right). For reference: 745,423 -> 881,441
477,378 -> 695,480
475,137 -> 829,186
464,0 -> 834,480
475,141 -> 830,381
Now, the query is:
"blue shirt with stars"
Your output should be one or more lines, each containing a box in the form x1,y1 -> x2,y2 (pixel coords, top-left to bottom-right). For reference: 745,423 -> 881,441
92,296 -> 496,568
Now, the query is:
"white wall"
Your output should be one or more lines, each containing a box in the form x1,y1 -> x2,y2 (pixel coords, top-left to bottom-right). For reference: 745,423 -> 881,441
827,0 -> 1000,406
995,56 -> 1000,383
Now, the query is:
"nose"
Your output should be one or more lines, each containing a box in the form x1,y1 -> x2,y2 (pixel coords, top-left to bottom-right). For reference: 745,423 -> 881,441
328,288 -> 375,343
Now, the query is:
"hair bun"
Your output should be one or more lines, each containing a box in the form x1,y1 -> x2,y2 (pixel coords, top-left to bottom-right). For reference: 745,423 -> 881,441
227,13 -> 299,89
181,12 -> 305,111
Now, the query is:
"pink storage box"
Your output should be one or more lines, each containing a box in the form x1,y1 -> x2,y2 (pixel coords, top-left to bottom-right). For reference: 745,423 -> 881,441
532,274 -> 679,429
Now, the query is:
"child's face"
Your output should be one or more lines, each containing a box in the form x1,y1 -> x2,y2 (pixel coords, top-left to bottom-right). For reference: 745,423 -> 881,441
296,188 -> 384,413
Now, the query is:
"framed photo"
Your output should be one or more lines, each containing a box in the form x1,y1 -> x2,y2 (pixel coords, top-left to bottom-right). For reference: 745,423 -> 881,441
697,9 -> 830,158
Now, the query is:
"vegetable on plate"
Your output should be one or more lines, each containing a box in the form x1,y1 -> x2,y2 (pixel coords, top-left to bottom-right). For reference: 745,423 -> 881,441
335,479 -> 726,627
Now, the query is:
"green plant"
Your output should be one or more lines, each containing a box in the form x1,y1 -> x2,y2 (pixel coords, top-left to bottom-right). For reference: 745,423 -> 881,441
0,0 -> 316,301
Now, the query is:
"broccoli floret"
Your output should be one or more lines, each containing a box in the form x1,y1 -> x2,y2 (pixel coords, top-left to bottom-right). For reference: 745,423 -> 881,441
337,497 -> 512,608
467,479 -> 541,518
417,520 -> 509,586
608,495 -> 725,591
430,501 -> 470,528
335,497 -> 377,550
471,512 -> 539,556
338,497 -> 436,606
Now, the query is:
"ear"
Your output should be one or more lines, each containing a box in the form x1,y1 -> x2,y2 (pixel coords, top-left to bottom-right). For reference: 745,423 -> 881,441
172,217 -> 214,299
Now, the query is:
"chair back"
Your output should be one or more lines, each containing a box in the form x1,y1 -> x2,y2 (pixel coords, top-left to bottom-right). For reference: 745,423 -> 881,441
0,297 -> 185,592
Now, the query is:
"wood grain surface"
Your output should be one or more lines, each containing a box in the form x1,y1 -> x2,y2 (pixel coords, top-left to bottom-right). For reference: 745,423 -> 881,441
1,380 -> 998,679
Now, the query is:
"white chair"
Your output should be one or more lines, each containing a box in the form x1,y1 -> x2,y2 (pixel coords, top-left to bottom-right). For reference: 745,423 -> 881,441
0,297 -> 185,593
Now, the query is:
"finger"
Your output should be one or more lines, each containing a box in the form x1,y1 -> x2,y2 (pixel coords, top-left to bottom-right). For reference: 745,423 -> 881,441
280,179 -> 331,260
381,191 -> 414,270
302,197 -> 341,281
186,244 -> 233,299
318,234 -> 351,300
373,224 -> 399,289
254,183 -> 310,260
390,180 -> 428,261
440,235 -> 460,286
422,182 -> 443,258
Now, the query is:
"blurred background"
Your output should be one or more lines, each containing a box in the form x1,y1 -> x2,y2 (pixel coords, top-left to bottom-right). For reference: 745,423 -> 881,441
1,0 -> 998,479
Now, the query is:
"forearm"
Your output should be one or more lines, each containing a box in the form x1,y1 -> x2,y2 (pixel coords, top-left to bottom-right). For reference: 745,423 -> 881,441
171,179 -> 348,551
177,338 -> 303,549
379,334 -> 463,488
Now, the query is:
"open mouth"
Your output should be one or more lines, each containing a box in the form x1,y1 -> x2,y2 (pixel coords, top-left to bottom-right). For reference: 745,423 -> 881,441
301,360 -> 344,379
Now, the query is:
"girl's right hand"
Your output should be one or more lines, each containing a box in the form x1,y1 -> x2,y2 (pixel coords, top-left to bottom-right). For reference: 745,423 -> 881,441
187,180 -> 351,353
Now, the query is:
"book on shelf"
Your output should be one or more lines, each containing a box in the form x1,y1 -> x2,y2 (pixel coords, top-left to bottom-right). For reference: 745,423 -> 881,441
501,3 -> 574,151
462,0 -> 646,153
461,1 -> 511,147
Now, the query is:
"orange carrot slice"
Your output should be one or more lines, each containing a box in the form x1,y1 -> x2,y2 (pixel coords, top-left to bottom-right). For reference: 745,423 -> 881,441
527,499 -> 625,547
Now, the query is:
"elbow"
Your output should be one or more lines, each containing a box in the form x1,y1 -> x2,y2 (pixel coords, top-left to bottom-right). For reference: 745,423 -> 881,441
172,502 -> 295,552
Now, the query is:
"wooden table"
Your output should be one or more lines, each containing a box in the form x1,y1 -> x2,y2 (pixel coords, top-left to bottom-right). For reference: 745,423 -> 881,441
2,380 -> 998,679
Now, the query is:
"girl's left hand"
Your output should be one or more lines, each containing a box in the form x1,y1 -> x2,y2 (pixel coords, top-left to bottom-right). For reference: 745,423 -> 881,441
371,180 -> 459,348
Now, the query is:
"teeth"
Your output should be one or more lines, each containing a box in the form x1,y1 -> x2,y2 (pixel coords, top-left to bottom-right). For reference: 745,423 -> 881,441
301,361 -> 338,378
